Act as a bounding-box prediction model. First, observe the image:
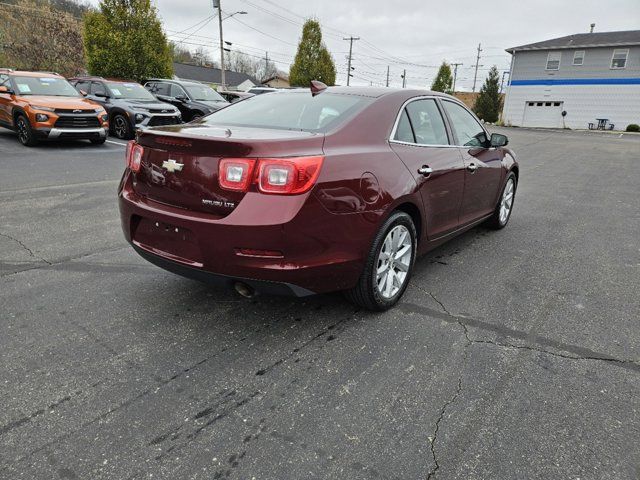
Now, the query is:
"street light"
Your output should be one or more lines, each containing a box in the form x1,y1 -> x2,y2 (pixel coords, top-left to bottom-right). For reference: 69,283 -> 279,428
212,0 -> 247,89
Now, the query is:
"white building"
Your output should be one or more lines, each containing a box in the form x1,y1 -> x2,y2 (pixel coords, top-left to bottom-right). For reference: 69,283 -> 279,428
502,30 -> 640,131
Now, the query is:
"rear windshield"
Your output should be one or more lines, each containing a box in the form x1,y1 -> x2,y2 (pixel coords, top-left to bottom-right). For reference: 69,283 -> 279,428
12,76 -> 79,97
203,91 -> 372,132
107,82 -> 155,100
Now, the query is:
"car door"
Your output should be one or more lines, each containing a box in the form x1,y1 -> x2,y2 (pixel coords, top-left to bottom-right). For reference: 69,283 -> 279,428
0,74 -> 12,126
88,81 -> 110,111
389,97 -> 465,239
440,99 -> 504,226
169,83 -> 192,119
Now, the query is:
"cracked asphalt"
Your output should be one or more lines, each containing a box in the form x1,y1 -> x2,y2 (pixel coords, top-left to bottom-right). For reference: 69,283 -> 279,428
1,126 -> 639,479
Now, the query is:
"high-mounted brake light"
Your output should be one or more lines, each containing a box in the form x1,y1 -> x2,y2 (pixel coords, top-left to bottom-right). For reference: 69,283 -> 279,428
218,156 -> 324,195
125,141 -> 144,172
219,158 -> 256,191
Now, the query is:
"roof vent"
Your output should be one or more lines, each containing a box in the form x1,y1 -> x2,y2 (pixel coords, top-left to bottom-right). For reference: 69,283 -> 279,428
590,23 -> 596,33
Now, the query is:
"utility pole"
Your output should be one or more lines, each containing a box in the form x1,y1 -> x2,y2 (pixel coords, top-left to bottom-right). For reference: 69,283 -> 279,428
451,62 -> 463,93
343,36 -> 359,86
472,43 -> 482,92
386,65 -> 390,87
214,0 -> 225,89
264,51 -> 269,82
401,69 -> 406,88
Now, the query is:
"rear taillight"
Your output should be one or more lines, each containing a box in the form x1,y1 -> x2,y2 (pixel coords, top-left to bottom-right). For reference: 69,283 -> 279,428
219,158 -> 257,191
125,141 -> 144,173
218,156 -> 324,195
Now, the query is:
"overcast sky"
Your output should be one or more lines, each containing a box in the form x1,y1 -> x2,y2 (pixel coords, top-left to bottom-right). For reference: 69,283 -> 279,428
89,0 -> 639,90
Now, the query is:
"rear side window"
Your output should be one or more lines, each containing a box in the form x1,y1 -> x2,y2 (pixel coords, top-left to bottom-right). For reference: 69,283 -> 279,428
394,109 -> 415,143
75,80 -> 90,93
405,99 -> 449,145
153,82 -> 170,96
204,92 -> 372,133
441,100 -> 487,147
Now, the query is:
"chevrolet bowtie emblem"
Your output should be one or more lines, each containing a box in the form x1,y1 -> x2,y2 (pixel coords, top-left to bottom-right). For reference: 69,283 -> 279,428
162,159 -> 184,172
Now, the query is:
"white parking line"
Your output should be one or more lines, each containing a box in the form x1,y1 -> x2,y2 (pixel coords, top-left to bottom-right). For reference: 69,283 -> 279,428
106,140 -> 127,147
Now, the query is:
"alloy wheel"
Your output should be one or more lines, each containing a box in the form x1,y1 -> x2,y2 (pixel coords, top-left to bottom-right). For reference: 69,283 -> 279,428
114,116 -> 127,139
499,178 -> 515,224
17,117 -> 29,144
376,225 -> 413,299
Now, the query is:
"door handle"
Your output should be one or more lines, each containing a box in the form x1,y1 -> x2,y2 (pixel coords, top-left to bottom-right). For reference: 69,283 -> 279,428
418,165 -> 433,177
466,163 -> 479,173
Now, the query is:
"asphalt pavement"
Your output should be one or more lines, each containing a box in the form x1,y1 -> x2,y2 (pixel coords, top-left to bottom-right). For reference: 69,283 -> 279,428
1,125 -> 639,479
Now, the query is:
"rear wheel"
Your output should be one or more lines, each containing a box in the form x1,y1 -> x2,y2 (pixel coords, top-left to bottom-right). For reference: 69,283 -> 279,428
345,211 -> 416,311
111,113 -> 132,140
15,114 -> 38,147
486,172 -> 517,229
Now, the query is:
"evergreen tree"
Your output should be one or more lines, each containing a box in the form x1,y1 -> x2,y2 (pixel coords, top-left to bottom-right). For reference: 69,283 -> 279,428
431,62 -> 453,93
473,66 -> 502,123
289,20 -> 336,87
83,0 -> 173,82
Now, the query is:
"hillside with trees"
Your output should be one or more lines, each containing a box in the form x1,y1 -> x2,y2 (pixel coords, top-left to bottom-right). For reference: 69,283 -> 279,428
0,0 -> 88,76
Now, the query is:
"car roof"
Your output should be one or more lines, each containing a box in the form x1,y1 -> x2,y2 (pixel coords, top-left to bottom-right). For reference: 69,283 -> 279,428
145,78 -> 203,86
265,86 -> 451,100
7,70 -> 64,78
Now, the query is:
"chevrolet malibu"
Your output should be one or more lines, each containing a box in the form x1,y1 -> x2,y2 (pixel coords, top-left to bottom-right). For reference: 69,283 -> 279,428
118,85 -> 518,310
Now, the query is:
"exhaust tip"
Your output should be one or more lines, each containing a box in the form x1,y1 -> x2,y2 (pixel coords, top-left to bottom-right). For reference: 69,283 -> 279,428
234,282 -> 255,298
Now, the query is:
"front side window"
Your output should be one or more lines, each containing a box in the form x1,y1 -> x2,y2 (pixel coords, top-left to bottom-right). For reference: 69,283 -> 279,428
573,50 -> 585,66
441,100 -> 487,147
170,84 -> 187,98
405,99 -> 449,145
546,52 -> 561,70
11,76 -> 80,97
91,81 -> 107,96
611,49 -> 628,69
204,92 -> 372,133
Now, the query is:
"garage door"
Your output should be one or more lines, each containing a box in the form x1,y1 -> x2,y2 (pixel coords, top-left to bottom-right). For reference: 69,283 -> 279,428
522,101 -> 563,128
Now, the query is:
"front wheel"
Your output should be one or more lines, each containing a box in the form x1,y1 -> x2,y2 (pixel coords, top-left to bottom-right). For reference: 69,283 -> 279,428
111,113 -> 132,140
16,114 -> 38,147
486,172 -> 517,229
345,211 -> 416,311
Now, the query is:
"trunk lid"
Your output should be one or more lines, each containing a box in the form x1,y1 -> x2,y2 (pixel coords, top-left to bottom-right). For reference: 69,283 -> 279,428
133,124 -> 324,217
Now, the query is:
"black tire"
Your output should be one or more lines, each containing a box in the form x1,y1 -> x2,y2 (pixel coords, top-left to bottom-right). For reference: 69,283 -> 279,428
190,111 -> 204,122
345,211 -> 417,311
15,114 -> 38,147
111,113 -> 133,140
90,137 -> 106,145
486,171 -> 517,229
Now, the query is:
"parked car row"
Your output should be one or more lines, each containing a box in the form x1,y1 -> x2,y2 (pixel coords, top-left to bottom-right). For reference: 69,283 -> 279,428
0,68 -> 255,146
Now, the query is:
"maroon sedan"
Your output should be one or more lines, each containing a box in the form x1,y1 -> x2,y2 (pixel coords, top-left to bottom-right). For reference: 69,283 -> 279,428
118,85 -> 518,310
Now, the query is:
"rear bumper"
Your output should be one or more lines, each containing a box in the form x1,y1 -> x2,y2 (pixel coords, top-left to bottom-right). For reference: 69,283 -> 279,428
133,245 -> 315,297
118,171 -> 379,296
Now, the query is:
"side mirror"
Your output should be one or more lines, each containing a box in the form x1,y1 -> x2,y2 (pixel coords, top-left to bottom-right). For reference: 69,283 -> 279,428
490,133 -> 508,147
175,95 -> 189,103
94,91 -> 108,98
0,85 -> 13,94
79,89 -> 88,96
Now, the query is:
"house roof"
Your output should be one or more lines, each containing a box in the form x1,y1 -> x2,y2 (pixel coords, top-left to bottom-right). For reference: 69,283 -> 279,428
506,30 -> 640,53
262,73 -> 289,83
172,62 -> 259,87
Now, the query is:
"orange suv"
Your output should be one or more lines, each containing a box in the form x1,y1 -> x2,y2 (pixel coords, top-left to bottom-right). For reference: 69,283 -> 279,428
0,69 -> 109,146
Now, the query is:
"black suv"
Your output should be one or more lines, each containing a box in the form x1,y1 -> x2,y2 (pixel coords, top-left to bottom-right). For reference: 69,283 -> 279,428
69,77 -> 182,139
144,79 -> 229,122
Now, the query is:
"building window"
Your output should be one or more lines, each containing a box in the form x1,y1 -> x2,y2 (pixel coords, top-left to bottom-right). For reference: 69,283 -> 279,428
546,52 -> 561,70
611,49 -> 628,69
573,50 -> 585,66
